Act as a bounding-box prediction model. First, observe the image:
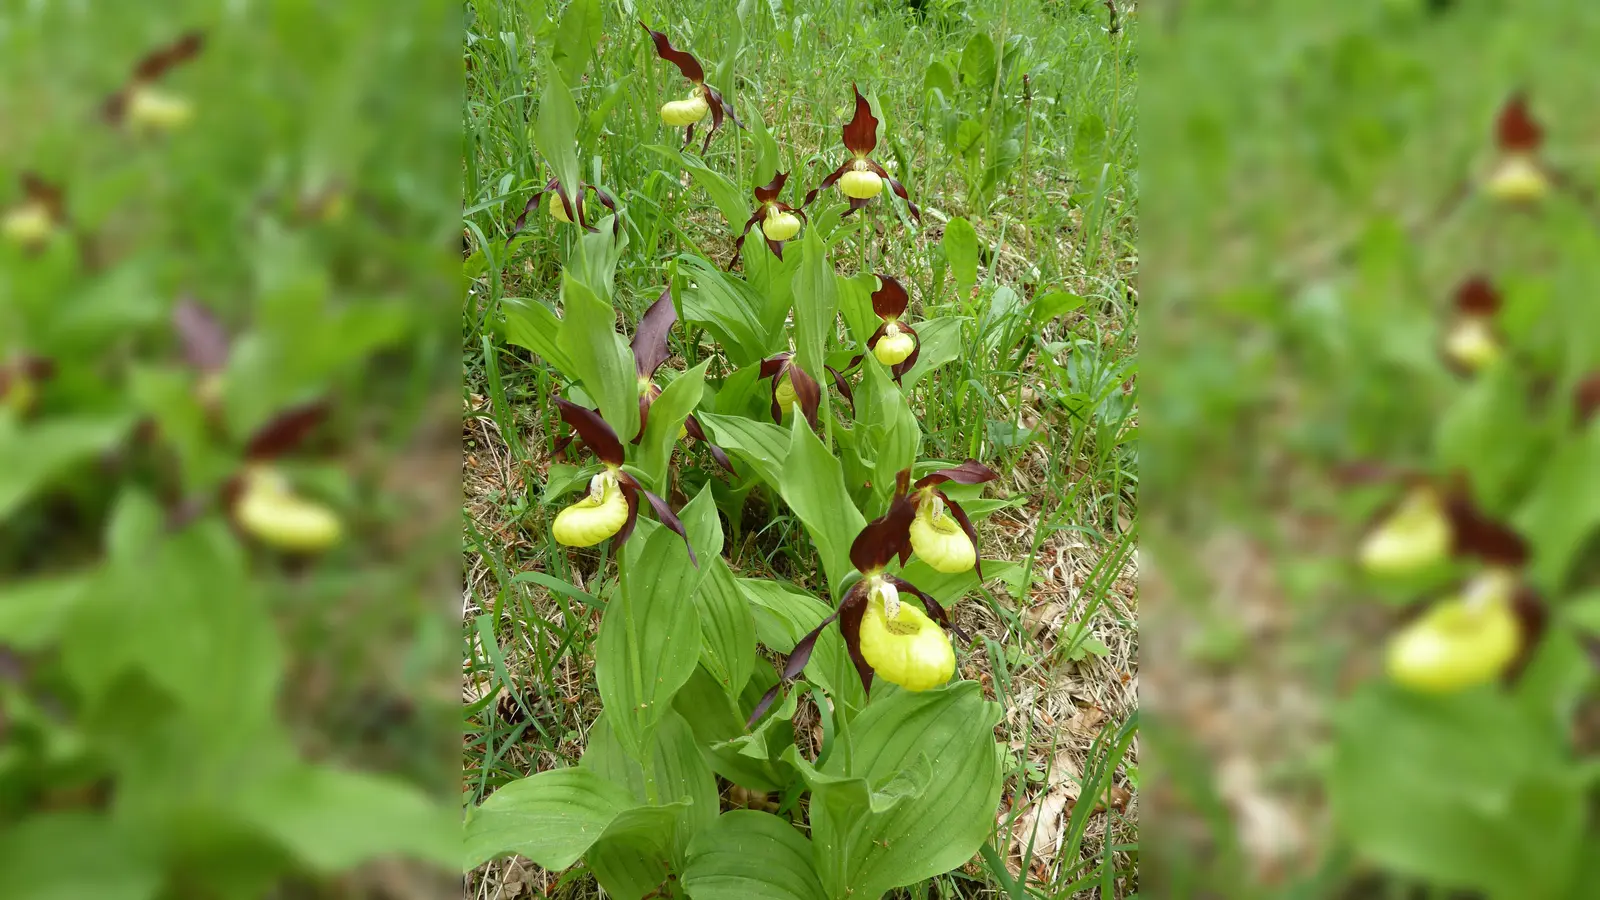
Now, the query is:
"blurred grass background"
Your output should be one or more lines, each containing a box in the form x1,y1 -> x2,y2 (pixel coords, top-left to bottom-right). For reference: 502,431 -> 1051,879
2,1 -> 462,896
1143,1 -> 1600,896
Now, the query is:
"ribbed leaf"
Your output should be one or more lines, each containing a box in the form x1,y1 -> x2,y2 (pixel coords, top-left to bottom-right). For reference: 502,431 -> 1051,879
894,559 -> 1025,605
0,413 -> 136,520
836,272 -> 879,347
638,360 -> 709,492
793,227 -> 838,425
533,63 -> 582,205
674,665 -> 793,791
556,272 -> 640,443
900,316 -> 966,389
696,412 -> 791,487
693,555 -> 758,696
582,711 -> 717,867
678,256 -> 773,366
739,578 -> 867,714
503,298 -> 575,378
778,415 -> 868,599
462,767 -> 634,869
682,811 -> 828,900
595,508 -> 706,761
942,216 -> 979,297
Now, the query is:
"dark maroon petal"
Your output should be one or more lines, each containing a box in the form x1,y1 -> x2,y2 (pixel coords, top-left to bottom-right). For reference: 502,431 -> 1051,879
555,397 -> 625,466
789,364 -> 822,431
633,288 -> 678,380
639,22 -> 705,83
632,391 -> 652,445
837,584 -> 875,695
841,196 -> 870,218
1576,372 -> 1600,426
826,365 -> 855,412
591,184 -> 621,236
844,353 -> 864,371
20,173 -> 64,217
745,608 -> 842,729
915,459 -> 999,489
244,401 -> 330,460
17,355 -> 56,381
173,297 -> 231,372
702,101 -> 723,154
682,120 -> 696,151
1501,584 -> 1549,687
131,30 -> 205,82
803,161 -> 853,208
706,85 -> 744,129
506,178 -> 559,245
754,171 -> 788,204
685,415 -> 738,474
1444,489 -> 1528,567
634,481 -> 697,566
552,429 -> 576,455
745,684 -> 783,730
865,320 -> 889,350
842,84 -> 878,158
1453,276 -> 1501,316
890,321 -> 921,382
759,353 -> 793,380
850,492 -> 916,573
870,274 -> 909,320
613,476 -> 642,547
943,497 -> 983,581
707,442 -> 736,475
1495,92 -> 1543,153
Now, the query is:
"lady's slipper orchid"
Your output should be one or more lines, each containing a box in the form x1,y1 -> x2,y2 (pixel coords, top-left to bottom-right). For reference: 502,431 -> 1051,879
733,172 -> 808,264
1386,569 -> 1521,693
1441,276 -> 1504,373
758,352 -> 822,430
803,85 -> 919,221
1357,476 -> 1528,577
747,486 -> 961,725
906,460 -> 997,576
1484,94 -> 1550,203
0,354 -> 55,418
2,174 -> 67,251
858,274 -> 923,377
640,23 -> 743,154
233,465 -> 343,552
102,30 -> 205,133
549,398 -> 695,561
509,178 -> 619,239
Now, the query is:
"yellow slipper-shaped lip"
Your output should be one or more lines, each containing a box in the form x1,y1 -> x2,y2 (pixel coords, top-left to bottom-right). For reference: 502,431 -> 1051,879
552,474 -> 629,547
910,497 -> 976,574
660,92 -> 709,126
235,470 -> 343,552
839,167 -> 884,200
1387,574 -> 1520,693
1359,489 -> 1450,576
873,328 -> 916,366
859,585 -> 955,692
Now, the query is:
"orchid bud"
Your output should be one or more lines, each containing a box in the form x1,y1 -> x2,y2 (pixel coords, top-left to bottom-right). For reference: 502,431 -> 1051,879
1484,154 -> 1549,203
2,201 -> 55,248
909,493 -> 976,573
1444,317 -> 1501,371
659,90 -> 709,127
761,208 -> 801,242
1386,570 -> 1520,693
552,471 -> 629,547
839,163 -> 884,200
858,578 -> 955,692
235,468 -> 343,552
125,85 -> 195,134
873,322 -> 916,367
1358,487 -> 1450,576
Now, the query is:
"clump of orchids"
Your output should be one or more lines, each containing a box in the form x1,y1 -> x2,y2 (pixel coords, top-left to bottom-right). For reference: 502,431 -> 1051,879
1440,276 -> 1504,374
733,172 -> 806,263
641,23 -> 742,153
904,460 -> 998,576
804,85 -> 919,221
102,30 -> 205,135
748,484 -> 962,726
548,398 -> 695,560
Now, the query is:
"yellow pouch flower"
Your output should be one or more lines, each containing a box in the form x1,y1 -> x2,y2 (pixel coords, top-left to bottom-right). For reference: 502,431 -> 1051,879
910,496 -> 976,574
1359,488 -> 1450,576
761,209 -> 801,242
873,326 -> 916,366
1485,154 -> 1549,203
839,167 -> 884,200
552,473 -> 629,547
858,583 -> 955,692
235,469 -> 342,552
1387,572 -> 1520,693
660,92 -> 709,126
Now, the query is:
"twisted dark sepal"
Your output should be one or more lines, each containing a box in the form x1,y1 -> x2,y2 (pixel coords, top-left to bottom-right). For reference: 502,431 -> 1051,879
684,415 -> 736,474
1452,275 -> 1502,316
633,288 -> 678,380
173,296 -> 231,372
244,401 -> 330,461
746,607 -> 842,728
865,160 -> 921,221
850,490 -> 916,573
842,84 -> 878,157
1495,92 -> 1543,153
916,459 -> 999,489
554,397 -> 625,466
1442,483 -> 1529,568
639,21 -> 706,83
890,575 -> 968,643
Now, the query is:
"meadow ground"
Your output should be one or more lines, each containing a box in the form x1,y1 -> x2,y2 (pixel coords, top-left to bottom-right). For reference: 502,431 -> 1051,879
460,1 -> 1137,896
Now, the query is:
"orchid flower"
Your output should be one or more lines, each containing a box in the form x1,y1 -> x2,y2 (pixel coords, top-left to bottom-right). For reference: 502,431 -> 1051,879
0,353 -> 54,418
1484,94 -> 1550,203
640,22 -> 743,154
507,177 -> 619,241
549,398 -> 696,561
2,174 -> 65,250
1386,569 -> 1523,693
1441,276 -> 1503,374
748,487 -> 960,726
847,274 -> 922,378
103,30 -> 205,134
758,352 -> 822,430
732,172 -> 807,265
905,460 -> 997,576
1358,475 -> 1527,578
803,85 -> 919,221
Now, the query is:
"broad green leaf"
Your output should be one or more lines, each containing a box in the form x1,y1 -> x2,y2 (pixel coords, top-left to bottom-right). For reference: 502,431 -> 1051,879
747,101 -> 783,188
0,812 -> 161,900
682,811 -> 828,900
1329,683 -> 1583,899
643,145 -> 750,229
238,763 -> 457,872
805,682 -> 1005,899
595,511 -> 707,760
587,75 -> 634,134
638,360 -> 710,492
693,555 -> 758,696
534,64 -> 582,207
959,32 -> 997,91
895,559 -> 1024,606
738,578 -> 867,713
463,767 -> 635,869
836,271 -> 879,347
923,60 -> 956,101
571,215 -> 631,301
0,572 -> 91,649
503,298 -> 575,377
550,0 -> 602,86
0,413 -> 136,521
696,412 -> 791,487
901,316 -> 967,389
678,258 -> 772,367
674,665 -> 793,791
793,228 -> 838,425
1512,421 -> 1600,593
1028,290 -> 1086,325
1435,365 -> 1545,515
588,809 -> 683,900
582,711 -> 717,867
716,679 -> 801,762
128,366 -> 233,492
855,356 -> 919,497
556,272 -> 640,442
942,217 -> 979,298
778,414 -> 868,599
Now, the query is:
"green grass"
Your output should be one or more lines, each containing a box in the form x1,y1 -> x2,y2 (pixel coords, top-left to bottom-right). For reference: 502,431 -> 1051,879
461,0 -> 1137,896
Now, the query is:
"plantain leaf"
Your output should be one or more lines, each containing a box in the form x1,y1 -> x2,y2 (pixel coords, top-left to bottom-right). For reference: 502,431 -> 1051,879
677,256 -> 773,366
556,272 -> 640,443
638,360 -> 709,492
550,0 -> 602,86
595,507 -> 706,761
836,271 -> 879,348
1513,420 -> 1600,593
682,811 -> 828,900
778,414 -> 868,599
0,413 -> 136,521
942,217 -> 979,298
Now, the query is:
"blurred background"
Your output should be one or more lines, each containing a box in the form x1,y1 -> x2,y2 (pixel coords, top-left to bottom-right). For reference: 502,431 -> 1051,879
1,2 -> 461,897
1143,1 -> 1600,897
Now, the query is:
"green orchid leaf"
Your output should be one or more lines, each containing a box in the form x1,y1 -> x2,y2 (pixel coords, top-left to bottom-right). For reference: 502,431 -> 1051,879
696,412 -> 791,487
638,360 -> 710,492
533,63 -> 582,206
556,272 -> 640,443
462,767 -> 635,870
682,811 -> 828,900
778,414 -> 868,599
